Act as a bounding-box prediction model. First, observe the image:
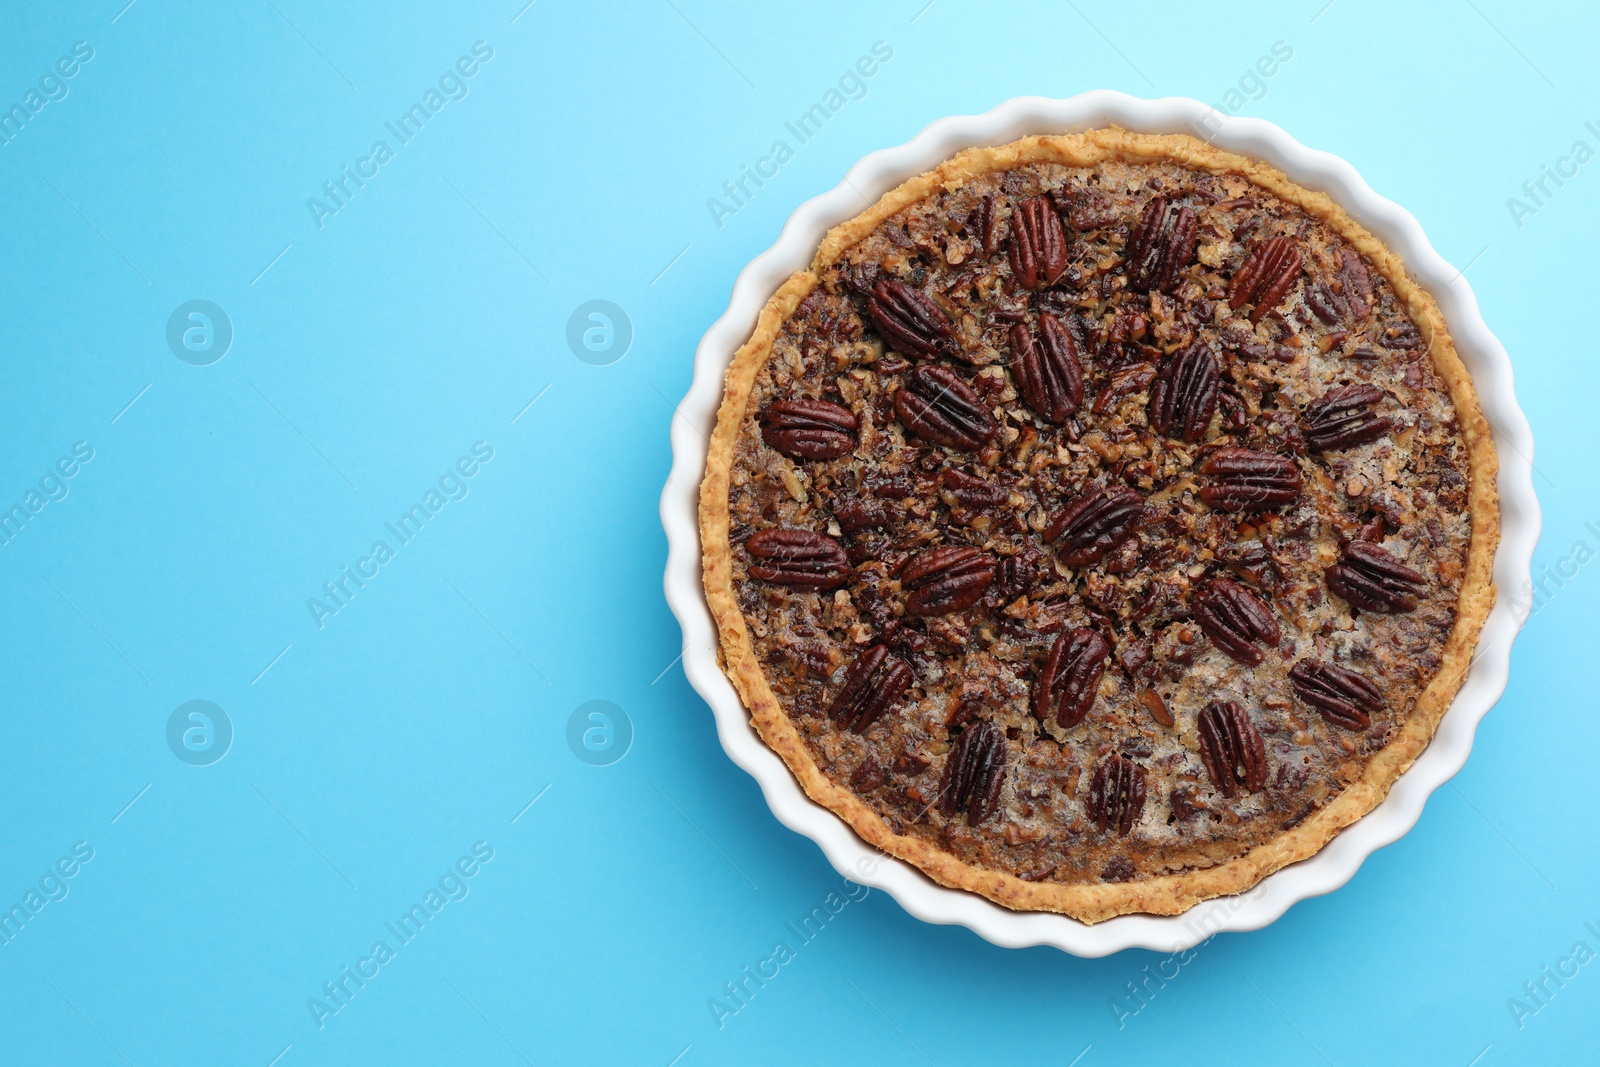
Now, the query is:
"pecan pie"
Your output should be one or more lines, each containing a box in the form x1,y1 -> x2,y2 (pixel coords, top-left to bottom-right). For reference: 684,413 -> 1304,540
700,130 -> 1498,922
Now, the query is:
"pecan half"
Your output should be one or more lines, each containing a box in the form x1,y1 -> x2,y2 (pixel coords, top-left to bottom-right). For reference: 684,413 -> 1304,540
746,528 -> 850,589
1199,448 -> 1302,512
902,544 -> 997,616
939,719 -> 1007,826
1087,755 -> 1146,835
970,194 -> 999,256
1326,541 -> 1425,613
829,644 -> 913,733
894,365 -> 998,451
1043,485 -> 1144,567
1148,343 -> 1219,442
866,278 -> 952,359
1289,658 -> 1383,730
1302,384 -> 1397,452
832,494 -> 891,535
1227,235 -> 1303,322
1125,197 -> 1198,293
1008,313 -> 1083,424
1193,578 -> 1280,666
1198,700 -> 1268,797
1057,187 -> 1118,231
1339,247 -> 1374,320
759,399 -> 858,460
1305,282 -> 1346,325
941,468 -> 1007,509
1031,628 -> 1111,728
1007,196 -> 1068,289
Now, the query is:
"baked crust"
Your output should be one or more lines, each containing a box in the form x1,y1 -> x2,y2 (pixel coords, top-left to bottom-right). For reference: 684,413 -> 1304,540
700,129 -> 1498,923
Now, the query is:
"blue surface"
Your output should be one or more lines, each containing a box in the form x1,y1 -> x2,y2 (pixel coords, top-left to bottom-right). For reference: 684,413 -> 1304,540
0,1 -> 1590,1064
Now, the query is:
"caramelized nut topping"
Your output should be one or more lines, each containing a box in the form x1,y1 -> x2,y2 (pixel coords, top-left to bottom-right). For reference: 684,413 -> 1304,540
1137,689 -> 1174,728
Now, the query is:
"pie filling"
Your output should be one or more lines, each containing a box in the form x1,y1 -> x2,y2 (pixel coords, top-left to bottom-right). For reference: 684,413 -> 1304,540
723,155 -> 1471,887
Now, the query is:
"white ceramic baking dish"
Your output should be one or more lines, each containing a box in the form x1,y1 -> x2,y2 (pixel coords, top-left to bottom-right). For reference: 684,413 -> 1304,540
660,92 -> 1539,956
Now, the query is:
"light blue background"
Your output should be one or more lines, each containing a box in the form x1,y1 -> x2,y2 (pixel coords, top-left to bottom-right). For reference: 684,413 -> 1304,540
0,1 -> 1591,1063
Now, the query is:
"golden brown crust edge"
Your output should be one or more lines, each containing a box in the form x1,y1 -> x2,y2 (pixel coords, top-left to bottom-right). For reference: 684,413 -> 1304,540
699,129 -> 1500,924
